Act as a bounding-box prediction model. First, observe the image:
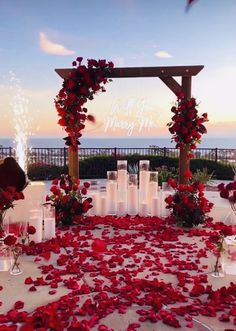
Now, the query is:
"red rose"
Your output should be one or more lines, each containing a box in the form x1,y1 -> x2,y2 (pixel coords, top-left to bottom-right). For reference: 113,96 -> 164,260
217,183 -> 225,191
62,195 -> 69,204
72,184 -> 78,191
4,234 -> 17,246
165,195 -> 173,205
226,182 -> 234,191
27,225 -> 36,235
14,191 -> 24,200
50,186 -> 61,196
81,187 -> 87,195
184,169 -> 192,179
52,178 -> 59,185
83,182 -> 90,188
220,189 -> 229,199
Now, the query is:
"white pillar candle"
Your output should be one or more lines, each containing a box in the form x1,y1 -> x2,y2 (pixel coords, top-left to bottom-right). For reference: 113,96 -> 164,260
139,171 -> 150,202
28,210 -> 43,243
127,184 -> 138,215
106,181 -> 117,215
150,197 -> 160,217
148,181 -> 158,203
100,196 -> 108,217
139,201 -> 148,217
148,181 -> 158,213
117,169 -> 128,192
117,201 -> 126,217
88,192 -> 98,216
44,218 -> 56,240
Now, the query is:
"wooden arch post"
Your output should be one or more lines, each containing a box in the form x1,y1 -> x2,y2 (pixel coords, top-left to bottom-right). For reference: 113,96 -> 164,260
55,65 -> 203,182
68,147 -> 79,179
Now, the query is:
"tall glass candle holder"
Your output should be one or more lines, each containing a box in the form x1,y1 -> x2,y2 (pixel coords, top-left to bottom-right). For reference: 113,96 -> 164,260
43,204 -> 56,240
117,160 -> 128,208
149,172 -> 158,197
223,236 -> 236,275
88,180 -> 99,216
127,174 -> 138,216
107,171 -> 118,215
98,186 -> 108,217
139,160 -> 150,171
28,209 -> 43,243
148,171 -> 158,214
117,160 -> 127,171
139,160 -> 150,203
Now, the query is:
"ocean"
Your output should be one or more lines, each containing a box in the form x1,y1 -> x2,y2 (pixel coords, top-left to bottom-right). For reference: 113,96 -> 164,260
0,137 -> 236,149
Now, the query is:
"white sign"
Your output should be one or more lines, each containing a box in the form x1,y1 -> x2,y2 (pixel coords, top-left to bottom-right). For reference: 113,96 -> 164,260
104,97 -> 157,136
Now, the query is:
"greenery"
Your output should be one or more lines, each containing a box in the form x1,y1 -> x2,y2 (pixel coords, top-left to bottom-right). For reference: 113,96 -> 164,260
155,165 -> 178,186
27,164 -> 68,181
191,168 -> 214,185
128,163 -> 139,174
27,155 -> 234,181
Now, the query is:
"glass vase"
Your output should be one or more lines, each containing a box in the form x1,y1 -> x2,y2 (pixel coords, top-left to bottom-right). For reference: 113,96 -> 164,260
0,241 -> 11,271
211,255 -> 224,278
0,211 -> 7,240
10,246 -> 23,275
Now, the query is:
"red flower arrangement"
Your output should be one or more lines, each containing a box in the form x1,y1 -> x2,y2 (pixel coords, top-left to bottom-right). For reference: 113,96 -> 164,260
167,93 -> 208,158
0,186 -> 24,237
3,224 -> 36,274
55,57 -> 114,150
218,180 -> 236,214
165,178 -> 213,227
46,174 -> 92,226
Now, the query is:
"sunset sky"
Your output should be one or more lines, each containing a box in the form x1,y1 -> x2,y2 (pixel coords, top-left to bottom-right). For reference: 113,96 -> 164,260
0,0 -> 236,140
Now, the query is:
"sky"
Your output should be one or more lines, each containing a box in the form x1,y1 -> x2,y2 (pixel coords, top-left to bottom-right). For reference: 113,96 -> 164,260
0,0 -> 236,141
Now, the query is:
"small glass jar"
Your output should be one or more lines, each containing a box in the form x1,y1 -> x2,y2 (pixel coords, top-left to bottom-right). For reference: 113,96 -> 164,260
127,174 -> 138,216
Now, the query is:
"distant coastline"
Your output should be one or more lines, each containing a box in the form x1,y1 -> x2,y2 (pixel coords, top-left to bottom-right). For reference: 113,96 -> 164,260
0,137 -> 236,149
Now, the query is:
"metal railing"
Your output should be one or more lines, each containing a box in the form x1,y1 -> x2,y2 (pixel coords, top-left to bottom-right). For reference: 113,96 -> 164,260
0,146 -> 236,166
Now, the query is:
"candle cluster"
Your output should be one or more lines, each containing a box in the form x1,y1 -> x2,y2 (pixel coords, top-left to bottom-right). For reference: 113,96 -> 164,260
7,182 -> 56,243
88,160 -> 173,218
28,205 -> 56,243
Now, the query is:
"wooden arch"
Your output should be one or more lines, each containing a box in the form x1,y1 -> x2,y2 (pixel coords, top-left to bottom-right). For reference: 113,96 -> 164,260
55,65 -> 204,183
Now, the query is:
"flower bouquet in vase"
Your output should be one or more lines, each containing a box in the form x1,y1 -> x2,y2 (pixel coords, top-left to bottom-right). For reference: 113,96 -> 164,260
46,175 -> 93,226
165,178 -> 213,228
3,224 -> 36,275
0,186 -> 24,239
218,181 -> 236,221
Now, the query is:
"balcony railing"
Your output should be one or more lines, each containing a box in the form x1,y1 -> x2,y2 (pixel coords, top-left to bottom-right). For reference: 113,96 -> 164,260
0,146 -> 236,167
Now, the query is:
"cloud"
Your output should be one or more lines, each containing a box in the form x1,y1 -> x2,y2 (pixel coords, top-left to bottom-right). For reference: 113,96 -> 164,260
155,50 -> 172,58
39,32 -> 75,56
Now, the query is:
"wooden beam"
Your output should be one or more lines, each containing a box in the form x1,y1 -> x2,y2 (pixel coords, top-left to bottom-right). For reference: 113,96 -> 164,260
159,77 -> 182,95
179,76 -> 192,184
55,65 -> 204,80
182,76 -> 192,98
